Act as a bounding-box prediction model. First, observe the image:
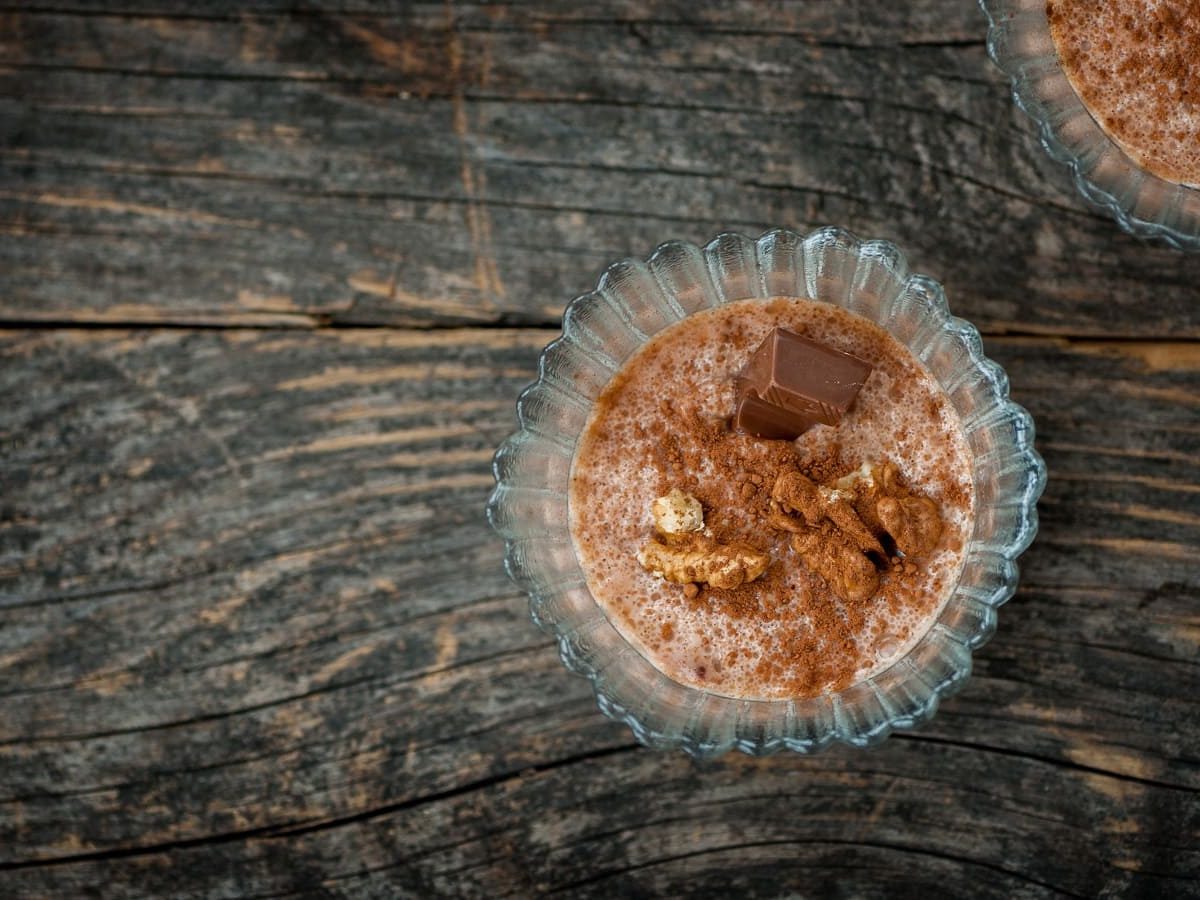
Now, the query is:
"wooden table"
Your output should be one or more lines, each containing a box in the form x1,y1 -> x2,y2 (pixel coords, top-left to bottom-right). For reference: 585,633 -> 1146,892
2,3 -> 1198,896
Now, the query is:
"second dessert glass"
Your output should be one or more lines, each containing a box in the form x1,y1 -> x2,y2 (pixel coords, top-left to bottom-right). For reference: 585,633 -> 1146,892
980,0 -> 1200,249
487,227 -> 1046,757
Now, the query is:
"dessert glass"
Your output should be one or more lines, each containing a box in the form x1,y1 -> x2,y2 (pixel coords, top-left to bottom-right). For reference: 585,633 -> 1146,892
980,0 -> 1200,249
487,227 -> 1046,757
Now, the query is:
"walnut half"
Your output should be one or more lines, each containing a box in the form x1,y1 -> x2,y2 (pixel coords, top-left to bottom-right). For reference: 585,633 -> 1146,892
637,533 -> 769,590
844,461 -> 943,557
766,459 -> 945,604
790,525 -> 879,604
878,494 -> 942,557
638,489 -> 770,590
771,470 -> 884,558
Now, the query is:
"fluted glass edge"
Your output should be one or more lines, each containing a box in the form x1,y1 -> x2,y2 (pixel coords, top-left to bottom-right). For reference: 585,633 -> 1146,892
979,0 -> 1200,249
486,227 -> 1047,757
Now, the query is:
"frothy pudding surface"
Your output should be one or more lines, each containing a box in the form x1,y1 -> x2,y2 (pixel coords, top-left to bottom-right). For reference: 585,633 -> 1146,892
568,298 -> 974,701
1048,0 -> 1200,187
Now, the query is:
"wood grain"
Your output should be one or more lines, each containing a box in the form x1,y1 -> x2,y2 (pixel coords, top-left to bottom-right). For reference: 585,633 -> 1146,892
2,2 -> 1199,897
1,328 -> 1197,897
2,4 -> 1199,334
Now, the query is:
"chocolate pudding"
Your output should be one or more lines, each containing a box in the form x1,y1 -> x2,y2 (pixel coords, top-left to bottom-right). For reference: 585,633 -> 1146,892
568,297 -> 974,701
1047,0 -> 1200,187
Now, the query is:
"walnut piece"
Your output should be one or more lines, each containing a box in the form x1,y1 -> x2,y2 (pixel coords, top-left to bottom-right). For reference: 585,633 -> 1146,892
637,534 -> 769,590
878,494 -> 943,557
766,459 -> 945,603
771,470 -> 884,557
790,525 -> 879,603
843,461 -> 943,557
770,469 -> 824,523
651,488 -> 704,537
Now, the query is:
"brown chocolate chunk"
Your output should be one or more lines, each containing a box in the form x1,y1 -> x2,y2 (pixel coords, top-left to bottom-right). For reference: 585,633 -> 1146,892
735,328 -> 872,433
732,391 -> 820,441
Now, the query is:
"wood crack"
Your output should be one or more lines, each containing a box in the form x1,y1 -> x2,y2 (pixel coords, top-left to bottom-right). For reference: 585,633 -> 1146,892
0,695 -> 589,806
0,642 -> 547,746
0,593 -> 522,698
894,734 -> 1200,795
4,320 -> 1198,344
0,743 -> 639,870
544,837 -> 1088,898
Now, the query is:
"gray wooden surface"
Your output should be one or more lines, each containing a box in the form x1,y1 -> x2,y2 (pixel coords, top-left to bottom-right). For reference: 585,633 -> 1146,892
1,3 -> 1198,897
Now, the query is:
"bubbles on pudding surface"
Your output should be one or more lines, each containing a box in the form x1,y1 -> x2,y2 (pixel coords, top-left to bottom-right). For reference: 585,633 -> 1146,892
1047,0 -> 1200,187
568,297 -> 976,701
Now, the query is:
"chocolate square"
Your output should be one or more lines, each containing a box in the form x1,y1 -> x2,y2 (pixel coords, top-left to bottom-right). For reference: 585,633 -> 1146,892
733,327 -> 872,439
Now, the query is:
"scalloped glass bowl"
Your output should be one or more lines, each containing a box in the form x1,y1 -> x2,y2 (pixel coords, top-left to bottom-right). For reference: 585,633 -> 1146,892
980,0 -> 1200,249
487,227 -> 1045,757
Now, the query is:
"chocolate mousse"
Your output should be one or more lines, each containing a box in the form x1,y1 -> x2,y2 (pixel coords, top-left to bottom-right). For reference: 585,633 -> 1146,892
1047,0 -> 1200,186
567,297 -> 974,701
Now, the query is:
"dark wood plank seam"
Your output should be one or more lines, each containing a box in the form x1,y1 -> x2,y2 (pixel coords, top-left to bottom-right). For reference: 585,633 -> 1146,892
763,139 -> 1114,223
2,61 -> 338,84
938,692 -> 1200,732
0,182 -> 821,229
175,595 -> 523,677
930,709 -> 1200,776
0,129 -> 1022,201
5,322 -> 1200,345
258,696 -> 602,786
3,88 -> 1008,146
6,85 -> 1015,132
267,742 -> 638,841
2,516 -> 514,610
265,824 -> 520,897
0,64 -> 997,113
0,593 -> 524,699
1021,637 -> 1200,670
680,767 -> 1114,835
0,159 -> 1094,252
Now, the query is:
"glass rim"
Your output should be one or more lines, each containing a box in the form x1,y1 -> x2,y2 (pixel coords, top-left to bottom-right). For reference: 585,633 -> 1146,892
979,0 -> 1200,250
487,226 -> 1047,756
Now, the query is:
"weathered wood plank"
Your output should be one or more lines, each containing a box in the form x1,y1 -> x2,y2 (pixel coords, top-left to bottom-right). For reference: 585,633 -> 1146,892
0,327 -> 1196,896
8,733 -> 1197,899
0,2 -> 991,41
2,3 -> 1199,896
2,7 -> 1199,334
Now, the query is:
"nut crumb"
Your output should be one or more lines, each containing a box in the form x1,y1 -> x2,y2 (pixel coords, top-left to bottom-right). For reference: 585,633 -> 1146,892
651,488 -> 705,537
